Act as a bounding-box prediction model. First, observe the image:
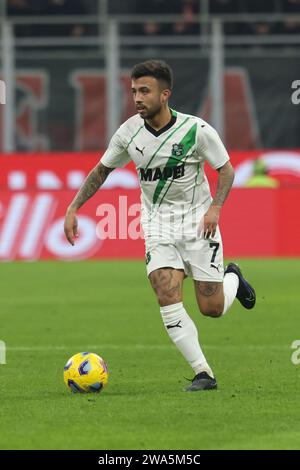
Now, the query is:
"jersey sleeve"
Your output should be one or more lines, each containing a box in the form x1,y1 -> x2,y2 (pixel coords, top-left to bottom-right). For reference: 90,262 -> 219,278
196,122 -> 230,169
100,130 -> 131,168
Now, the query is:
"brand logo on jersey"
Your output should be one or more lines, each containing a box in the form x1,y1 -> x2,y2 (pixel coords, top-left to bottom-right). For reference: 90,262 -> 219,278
136,146 -> 145,156
172,143 -> 184,157
140,164 -> 185,182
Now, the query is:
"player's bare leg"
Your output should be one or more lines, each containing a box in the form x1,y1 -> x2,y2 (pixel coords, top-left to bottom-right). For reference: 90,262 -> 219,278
194,281 -> 224,317
149,267 -> 184,306
149,268 -> 217,391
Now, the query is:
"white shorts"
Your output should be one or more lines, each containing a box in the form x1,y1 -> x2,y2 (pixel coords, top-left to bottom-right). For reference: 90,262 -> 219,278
145,228 -> 224,282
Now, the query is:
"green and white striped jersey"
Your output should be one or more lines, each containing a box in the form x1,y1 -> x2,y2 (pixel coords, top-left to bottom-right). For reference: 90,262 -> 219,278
101,109 -> 229,218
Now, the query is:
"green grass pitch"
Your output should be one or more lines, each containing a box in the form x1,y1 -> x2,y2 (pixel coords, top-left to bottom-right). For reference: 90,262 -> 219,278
0,259 -> 299,450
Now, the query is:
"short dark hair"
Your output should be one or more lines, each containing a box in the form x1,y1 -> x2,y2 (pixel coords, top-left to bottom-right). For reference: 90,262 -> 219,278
131,60 -> 173,90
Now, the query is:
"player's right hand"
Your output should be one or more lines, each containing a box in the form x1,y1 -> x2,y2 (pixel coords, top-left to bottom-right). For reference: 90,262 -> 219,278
64,208 -> 79,246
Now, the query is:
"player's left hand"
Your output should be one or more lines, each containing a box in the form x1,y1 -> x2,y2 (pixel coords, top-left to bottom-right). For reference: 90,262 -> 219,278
201,205 -> 221,239
64,208 -> 79,246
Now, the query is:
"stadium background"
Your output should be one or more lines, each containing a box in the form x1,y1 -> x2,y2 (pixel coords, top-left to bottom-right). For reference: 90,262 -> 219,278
1,0 -> 300,451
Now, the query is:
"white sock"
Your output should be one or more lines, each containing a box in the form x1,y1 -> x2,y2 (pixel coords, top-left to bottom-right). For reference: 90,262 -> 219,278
222,273 -> 239,315
160,302 -> 214,377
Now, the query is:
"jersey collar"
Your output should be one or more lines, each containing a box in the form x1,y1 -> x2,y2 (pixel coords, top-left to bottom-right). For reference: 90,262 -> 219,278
144,109 -> 177,137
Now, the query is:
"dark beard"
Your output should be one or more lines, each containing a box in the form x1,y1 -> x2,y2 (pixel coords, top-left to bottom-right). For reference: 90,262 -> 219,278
143,104 -> 162,120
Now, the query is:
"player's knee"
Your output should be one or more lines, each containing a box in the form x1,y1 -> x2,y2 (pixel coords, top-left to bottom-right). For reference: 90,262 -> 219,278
157,292 -> 182,307
199,304 -> 223,318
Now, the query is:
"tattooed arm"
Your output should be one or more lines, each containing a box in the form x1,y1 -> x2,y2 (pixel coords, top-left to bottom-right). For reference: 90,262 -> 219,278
202,161 -> 235,239
64,162 -> 114,245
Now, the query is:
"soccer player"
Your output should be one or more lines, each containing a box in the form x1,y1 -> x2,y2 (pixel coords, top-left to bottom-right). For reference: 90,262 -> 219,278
64,60 -> 256,391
